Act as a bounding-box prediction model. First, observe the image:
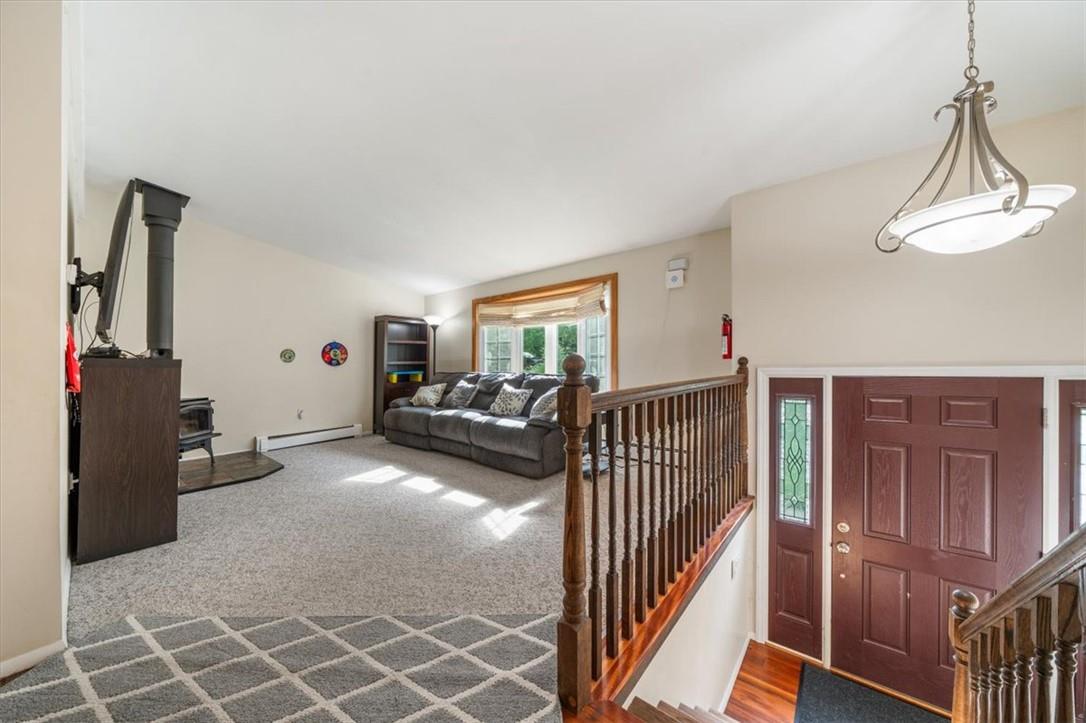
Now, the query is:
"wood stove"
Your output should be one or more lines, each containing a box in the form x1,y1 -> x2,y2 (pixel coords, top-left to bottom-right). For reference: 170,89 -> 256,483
179,397 -> 221,464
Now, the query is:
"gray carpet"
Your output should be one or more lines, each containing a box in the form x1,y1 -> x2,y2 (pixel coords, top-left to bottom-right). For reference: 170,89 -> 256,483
1,613 -> 560,722
68,436 -> 570,641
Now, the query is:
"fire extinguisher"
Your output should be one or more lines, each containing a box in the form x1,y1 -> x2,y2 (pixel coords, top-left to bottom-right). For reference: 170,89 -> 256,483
721,314 -> 733,360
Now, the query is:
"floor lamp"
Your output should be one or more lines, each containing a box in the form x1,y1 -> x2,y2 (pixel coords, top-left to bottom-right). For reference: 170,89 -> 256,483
423,315 -> 444,376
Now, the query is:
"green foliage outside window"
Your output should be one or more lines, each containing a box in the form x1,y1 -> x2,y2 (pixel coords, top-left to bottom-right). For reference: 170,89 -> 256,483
522,327 -> 545,373
557,324 -> 578,367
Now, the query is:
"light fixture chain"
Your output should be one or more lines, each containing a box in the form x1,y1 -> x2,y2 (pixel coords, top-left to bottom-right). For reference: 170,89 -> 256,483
965,0 -> 979,80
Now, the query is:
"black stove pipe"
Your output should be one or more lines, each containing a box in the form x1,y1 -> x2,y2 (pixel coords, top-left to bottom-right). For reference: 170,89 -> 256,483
136,179 -> 189,359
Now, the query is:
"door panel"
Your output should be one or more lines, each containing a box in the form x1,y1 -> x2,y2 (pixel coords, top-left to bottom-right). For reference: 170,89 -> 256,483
768,378 -> 822,659
831,377 -> 1043,710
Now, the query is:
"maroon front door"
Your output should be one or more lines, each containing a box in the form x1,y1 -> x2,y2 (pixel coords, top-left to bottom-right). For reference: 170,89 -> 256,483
768,378 -> 823,659
831,376 -> 1043,710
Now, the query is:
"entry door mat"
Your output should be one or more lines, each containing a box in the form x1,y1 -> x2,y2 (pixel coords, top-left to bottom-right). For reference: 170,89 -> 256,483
794,664 -> 947,723
0,614 -> 561,722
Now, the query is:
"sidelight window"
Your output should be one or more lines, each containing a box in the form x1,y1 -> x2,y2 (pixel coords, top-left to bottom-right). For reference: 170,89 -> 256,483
1077,407 -> 1086,527
778,397 -> 813,525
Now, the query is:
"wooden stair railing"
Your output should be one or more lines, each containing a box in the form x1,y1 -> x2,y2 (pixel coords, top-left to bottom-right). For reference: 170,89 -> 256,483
557,355 -> 752,713
950,524 -> 1086,722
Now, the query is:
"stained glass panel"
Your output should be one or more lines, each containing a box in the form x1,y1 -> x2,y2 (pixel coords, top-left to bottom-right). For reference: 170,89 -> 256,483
1076,407 -> 1086,528
778,396 -> 812,525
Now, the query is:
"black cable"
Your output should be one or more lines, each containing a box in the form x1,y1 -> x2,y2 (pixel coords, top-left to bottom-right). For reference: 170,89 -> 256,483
79,290 -> 99,356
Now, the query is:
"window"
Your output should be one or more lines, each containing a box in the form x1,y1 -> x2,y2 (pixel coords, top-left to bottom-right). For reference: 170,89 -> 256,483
1077,407 -> 1086,527
483,326 -> 513,372
478,317 -> 609,389
777,397 -> 813,524
522,326 -> 545,373
584,315 -> 607,391
473,274 -> 617,390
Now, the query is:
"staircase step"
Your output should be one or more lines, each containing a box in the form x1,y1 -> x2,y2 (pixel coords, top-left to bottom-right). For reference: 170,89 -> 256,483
678,703 -> 719,723
697,707 -> 737,722
628,697 -> 682,723
657,702 -> 702,723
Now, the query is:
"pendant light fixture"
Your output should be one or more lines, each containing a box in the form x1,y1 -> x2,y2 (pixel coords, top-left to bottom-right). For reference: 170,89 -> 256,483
875,0 -> 1075,254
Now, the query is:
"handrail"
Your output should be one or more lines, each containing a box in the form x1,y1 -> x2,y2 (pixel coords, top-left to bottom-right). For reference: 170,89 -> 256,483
949,522 -> 1086,722
590,373 -> 745,412
556,354 -> 750,712
959,524 -> 1086,640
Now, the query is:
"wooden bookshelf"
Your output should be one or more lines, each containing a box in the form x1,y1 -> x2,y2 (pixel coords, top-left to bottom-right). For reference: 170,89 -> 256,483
373,315 -> 433,434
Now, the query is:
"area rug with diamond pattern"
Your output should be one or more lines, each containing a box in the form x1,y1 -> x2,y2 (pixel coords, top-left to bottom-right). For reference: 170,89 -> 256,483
0,614 -> 560,722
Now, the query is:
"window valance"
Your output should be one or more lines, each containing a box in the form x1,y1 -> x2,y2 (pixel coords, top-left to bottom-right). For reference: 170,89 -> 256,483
476,282 -> 609,328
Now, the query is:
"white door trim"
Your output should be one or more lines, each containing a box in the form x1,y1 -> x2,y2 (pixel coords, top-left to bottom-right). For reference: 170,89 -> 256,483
754,363 -> 1086,667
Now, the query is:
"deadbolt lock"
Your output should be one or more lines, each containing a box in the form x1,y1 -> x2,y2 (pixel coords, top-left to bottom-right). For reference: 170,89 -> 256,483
836,521 -> 850,533
835,541 -> 851,554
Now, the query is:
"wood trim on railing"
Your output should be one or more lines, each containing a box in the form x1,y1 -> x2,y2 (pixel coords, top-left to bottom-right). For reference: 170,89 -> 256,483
589,374 -> 745,412
959,524 -> 1086,640
557,356 -> 751,715
590,497 -> 754,704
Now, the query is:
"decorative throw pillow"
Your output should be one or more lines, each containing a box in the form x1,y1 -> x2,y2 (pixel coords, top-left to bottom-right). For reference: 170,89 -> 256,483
529,386 -> 560,420
409,382 -> 446,407
441,380 -> 478,409
488,384 -> 533,417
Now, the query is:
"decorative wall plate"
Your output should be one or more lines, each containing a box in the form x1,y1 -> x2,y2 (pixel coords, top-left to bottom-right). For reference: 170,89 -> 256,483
321,341 -> 348,366
280,348 -> 296,363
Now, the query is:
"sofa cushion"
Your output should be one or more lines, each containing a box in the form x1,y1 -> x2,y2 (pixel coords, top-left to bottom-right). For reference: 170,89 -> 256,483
469,415 -> 549,461
488,385 -> 533,417
410,383 -> 446,407
432,371 -> 480,387
429,409 -> 486,444
433,372 -> 479,405
468,373 -> 524,410
440,380 -> 478,409
522,375 -> 563,406
529,386 -> 559,420
383,406 -> 436,437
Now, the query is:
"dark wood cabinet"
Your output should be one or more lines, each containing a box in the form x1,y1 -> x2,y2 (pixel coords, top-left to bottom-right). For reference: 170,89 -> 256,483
74,358 -> 181,563
373,315 -> 432,433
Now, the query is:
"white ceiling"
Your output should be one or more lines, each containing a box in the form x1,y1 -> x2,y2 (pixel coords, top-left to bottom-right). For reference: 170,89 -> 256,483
83,1 -> 1085,294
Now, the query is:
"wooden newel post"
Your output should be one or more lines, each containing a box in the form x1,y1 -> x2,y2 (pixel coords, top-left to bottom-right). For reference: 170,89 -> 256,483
737,357 -> 749,499
950,589 -> 980,723
557,354 -> 592,711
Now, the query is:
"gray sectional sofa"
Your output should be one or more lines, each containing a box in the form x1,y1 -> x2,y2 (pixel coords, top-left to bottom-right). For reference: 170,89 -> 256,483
382,371 -> 600,478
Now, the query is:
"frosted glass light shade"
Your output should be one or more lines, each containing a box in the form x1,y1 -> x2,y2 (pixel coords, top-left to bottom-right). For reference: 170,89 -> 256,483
888,184 -> 1076,254
422,314 -> 444,328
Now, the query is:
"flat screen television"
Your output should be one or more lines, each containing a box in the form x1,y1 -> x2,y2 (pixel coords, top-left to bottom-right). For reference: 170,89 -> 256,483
94,179 -> 136,346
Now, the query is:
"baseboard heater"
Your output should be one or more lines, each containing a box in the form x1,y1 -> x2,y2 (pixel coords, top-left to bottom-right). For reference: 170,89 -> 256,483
256,424 -> 363,452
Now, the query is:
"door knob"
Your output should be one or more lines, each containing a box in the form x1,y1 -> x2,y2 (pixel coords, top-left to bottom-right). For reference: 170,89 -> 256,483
834,541 -> 851,554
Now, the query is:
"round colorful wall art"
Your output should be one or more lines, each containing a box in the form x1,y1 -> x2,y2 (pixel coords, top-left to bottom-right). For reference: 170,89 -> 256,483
321,341 -> 348,367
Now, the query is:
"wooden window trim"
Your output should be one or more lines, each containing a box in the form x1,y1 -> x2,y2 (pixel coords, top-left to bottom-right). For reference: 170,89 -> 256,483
471,272 -> 618,387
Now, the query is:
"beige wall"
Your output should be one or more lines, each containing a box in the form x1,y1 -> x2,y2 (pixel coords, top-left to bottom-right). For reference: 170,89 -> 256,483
424,229 -> 733,387
629,514 -> 754,710
732,107 -> 1085,372
77,184 -> 424,453
0,0 -> 69,673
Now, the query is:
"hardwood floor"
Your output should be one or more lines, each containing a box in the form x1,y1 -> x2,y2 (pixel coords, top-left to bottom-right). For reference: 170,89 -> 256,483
177,450 -> 284,494
723,641 -> 802,723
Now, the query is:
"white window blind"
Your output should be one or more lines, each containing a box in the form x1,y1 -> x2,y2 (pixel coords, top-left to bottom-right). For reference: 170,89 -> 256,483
476,282 -> 608,328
